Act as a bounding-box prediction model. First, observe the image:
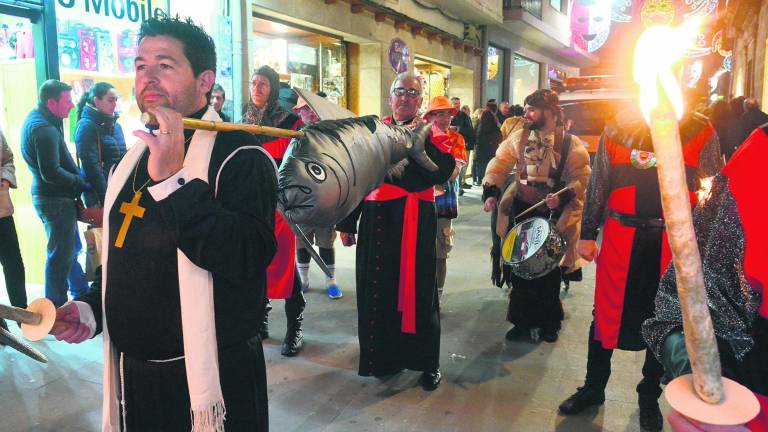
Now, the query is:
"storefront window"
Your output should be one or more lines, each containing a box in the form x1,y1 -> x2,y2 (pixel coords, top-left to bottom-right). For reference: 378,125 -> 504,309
486,45 -> 505,103
512,53 -> 540,106
54,0 -> 171,139
414,58 -> 450,113
253,17 -> 347,108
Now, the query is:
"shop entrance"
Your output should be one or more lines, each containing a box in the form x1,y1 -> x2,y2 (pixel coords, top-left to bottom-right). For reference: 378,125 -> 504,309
252,16 -> 348,108
414,58 -> 450,113
0,11 -> 46,285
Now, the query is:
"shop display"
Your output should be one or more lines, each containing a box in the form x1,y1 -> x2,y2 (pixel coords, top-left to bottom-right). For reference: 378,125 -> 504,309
117,30 -> 137,73
78,28 -> 97,71
253,28 -> 347,107
58,33 -> 80,69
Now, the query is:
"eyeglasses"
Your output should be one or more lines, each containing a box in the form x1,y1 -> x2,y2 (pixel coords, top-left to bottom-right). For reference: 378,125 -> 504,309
432,111 -> 452,118
392,87 -> 421,98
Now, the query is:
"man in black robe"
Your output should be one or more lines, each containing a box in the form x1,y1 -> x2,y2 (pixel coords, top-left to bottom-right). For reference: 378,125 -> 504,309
53,17 -> 276,431
337,72 -> 455,390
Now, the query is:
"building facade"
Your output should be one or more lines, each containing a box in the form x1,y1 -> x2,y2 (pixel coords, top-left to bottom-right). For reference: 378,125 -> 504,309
246,0 -> 484,117
726,0 -> 768,110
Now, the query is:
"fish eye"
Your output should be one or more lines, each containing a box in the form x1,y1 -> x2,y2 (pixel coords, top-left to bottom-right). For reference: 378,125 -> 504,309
305,162 -> 327,183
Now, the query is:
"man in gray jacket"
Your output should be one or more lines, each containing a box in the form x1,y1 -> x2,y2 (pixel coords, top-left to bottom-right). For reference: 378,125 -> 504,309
0,126 -> 26,332
20,79 -> 88,307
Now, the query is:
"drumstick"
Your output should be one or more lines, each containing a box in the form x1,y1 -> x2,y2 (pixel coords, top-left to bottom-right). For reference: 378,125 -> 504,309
140,112 -> 305,139
513,186 -> 573,221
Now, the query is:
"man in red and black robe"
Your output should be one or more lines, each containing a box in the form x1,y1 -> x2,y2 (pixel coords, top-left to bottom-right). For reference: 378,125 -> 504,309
643,123 -> 768,431
337,72 -> 455,390
244,65 -> 305,356
559,108 -> 722,431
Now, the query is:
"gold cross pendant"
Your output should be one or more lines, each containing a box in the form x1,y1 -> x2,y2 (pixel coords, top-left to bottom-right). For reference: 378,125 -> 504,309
114,191 -> 146,248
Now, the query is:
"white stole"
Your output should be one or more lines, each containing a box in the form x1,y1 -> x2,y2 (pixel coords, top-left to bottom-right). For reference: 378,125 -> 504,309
100,107 -> 225,431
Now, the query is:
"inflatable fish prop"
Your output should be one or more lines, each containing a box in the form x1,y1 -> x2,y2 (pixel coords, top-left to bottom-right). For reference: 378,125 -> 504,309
277,116 -> 436,227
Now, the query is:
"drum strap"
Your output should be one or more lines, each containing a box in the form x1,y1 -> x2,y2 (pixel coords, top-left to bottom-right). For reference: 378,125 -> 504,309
551,128 -> 572,185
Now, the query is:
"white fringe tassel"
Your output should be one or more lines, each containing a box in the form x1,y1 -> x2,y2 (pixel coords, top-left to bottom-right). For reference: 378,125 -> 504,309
190,400 -> 226,432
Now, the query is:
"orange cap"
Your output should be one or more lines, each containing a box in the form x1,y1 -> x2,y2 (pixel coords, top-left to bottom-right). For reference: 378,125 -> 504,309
423,95 -> 457,118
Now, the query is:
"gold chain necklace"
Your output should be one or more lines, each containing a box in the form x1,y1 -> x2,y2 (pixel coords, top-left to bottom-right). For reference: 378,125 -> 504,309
115,135 -> 192,248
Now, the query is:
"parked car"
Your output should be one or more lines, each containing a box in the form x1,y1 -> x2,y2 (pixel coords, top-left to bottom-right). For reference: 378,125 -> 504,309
559,76 -> 636,161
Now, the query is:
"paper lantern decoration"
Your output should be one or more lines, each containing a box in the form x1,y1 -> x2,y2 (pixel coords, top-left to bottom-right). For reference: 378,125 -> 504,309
640,0 -> 675,27
570,0 -> 613,52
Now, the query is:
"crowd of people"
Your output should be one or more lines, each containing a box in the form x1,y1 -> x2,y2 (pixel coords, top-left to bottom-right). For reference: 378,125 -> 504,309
0,15 -> 767,432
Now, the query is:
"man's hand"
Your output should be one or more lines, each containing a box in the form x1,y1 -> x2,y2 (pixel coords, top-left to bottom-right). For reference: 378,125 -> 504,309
483,196 -> 497,212
0,179 -> 9,190
577,240 -> 599,261
667,409 -> 749,432
544,193 -> 560,209
340,232 -> 356,247
52,302 -> 91,344
133,107 -> 186,181
408,117 -> 426,128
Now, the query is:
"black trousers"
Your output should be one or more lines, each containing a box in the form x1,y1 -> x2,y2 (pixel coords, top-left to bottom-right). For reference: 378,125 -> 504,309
122,338 -> 268,432
585,321 -> 664,398
0,216 -> 26,308
265,270 -> 305,331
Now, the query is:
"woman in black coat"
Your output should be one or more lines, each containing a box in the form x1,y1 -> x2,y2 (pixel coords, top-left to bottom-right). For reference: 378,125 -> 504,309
75,82 -> 127,207
474,106 -> 503,183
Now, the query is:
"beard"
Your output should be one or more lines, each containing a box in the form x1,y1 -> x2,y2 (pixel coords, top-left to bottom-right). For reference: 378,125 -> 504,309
525,116 -> 546,131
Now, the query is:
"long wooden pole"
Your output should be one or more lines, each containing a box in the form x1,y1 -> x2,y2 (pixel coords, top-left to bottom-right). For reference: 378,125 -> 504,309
648,88 -> 723,404
140,113 -> 305,138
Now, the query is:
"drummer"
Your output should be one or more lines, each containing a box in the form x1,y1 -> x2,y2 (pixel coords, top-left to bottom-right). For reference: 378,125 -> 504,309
481,89 -> 591,343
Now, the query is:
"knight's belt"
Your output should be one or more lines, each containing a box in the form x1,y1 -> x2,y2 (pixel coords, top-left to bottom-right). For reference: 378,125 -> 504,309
609,210 -> 665,229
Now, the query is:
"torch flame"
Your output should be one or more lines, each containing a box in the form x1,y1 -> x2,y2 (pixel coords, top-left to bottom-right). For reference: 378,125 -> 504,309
633,17 -> 702,124
697,176 -> 714,204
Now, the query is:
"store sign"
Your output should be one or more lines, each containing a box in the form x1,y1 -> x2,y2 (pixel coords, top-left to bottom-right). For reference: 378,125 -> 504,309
56,0 -> 168,23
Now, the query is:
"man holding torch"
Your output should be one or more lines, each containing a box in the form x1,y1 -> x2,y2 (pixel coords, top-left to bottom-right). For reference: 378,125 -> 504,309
643,124 -> 768,431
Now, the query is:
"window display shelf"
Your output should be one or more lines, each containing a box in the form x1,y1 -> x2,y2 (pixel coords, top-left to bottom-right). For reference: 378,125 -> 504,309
60,68 -> 134,79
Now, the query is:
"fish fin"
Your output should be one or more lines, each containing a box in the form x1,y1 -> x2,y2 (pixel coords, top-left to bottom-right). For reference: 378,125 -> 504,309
386,159 -> 410,180
409,123 -> 439,171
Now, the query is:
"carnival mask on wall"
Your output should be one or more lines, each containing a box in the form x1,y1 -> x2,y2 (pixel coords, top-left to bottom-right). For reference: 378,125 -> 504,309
571,0 -> 613,53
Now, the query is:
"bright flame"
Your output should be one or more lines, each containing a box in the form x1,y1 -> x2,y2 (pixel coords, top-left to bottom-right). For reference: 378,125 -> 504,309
633,17 -> 702,124
697,176 -> 714,204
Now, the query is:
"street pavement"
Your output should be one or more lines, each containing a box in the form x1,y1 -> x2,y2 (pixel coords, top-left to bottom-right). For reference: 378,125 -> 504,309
0,186 -> 671,431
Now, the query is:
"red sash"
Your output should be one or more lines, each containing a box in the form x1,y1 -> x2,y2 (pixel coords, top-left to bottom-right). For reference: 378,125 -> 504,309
365,183 -> 434,334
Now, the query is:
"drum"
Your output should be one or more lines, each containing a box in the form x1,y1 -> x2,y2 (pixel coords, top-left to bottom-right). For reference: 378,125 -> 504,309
501,216 -> 566,280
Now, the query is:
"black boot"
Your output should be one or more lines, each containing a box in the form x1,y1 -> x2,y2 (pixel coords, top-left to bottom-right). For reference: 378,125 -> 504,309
281,322 -> 304,357
558,385 -> 606,415
281,289 -> 306,356
638,395 -> 663,431
420,368 -> 441,391
259,301 -> 271,340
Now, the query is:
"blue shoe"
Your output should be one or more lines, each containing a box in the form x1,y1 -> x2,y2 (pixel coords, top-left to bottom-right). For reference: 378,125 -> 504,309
327,284 -> 343,299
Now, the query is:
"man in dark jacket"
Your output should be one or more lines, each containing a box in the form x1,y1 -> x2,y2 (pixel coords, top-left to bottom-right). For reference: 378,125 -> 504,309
210,83 -> 230,122
21,79 -> 88,306
450,96 -> 474,189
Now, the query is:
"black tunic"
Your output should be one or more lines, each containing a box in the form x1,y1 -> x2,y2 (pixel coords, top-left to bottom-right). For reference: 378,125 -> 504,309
337,118 -> 455,376
78,107 -> 277,431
